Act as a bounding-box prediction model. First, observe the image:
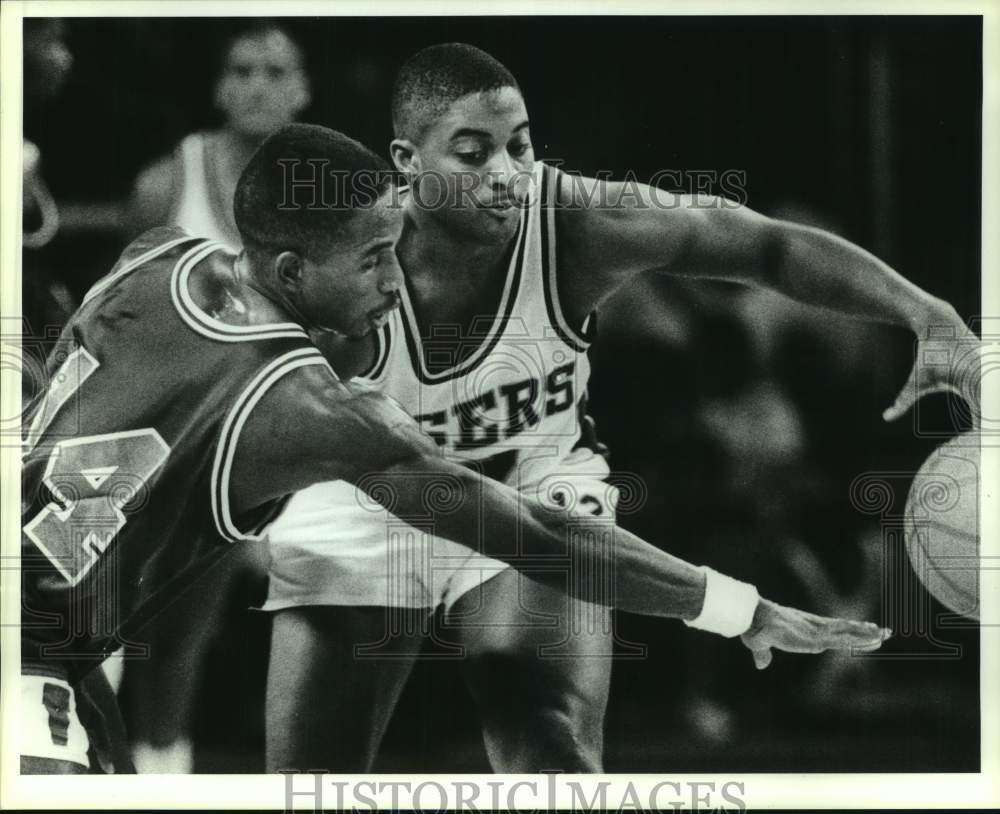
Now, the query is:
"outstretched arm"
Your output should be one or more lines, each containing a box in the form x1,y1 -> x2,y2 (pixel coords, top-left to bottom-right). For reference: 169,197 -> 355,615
556,174 -> 979,422
232,366 -> 889,667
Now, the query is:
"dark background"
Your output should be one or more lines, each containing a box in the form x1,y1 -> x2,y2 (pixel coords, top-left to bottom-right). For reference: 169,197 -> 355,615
24,16 -> 982,773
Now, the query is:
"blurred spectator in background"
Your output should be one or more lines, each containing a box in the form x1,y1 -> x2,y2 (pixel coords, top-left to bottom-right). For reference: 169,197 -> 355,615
121,20 -> 311,773
127,19 -> 310,246
22,18 -> 74,400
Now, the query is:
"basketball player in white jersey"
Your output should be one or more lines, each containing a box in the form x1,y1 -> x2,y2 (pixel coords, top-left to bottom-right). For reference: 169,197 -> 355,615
125,21 -> 310,773
129,20 -> 310,247
262,45 -> 977,773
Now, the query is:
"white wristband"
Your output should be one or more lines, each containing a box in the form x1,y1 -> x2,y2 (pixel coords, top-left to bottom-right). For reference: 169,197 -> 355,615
683,566 -> 760,637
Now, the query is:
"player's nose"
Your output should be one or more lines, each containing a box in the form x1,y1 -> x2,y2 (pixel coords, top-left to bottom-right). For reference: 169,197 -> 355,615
487,154 -> 532,206
485,151 -> 518,194
377,253 -> 404,295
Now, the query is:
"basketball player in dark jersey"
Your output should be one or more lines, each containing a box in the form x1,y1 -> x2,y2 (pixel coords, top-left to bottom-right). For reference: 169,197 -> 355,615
20,124 -> 891,775
125,20 -> 311,774
261,46 -> 978,773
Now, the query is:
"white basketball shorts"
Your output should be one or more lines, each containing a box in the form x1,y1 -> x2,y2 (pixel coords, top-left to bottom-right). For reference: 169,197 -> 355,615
20,670 -> 91,770
262,448 -> 618,611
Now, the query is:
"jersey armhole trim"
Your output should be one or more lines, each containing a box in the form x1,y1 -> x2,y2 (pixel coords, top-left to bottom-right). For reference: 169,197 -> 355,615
541,163 -> 595,353
210,347 -> 333,543
399,188 -> 530,385
171,241 -> 310,342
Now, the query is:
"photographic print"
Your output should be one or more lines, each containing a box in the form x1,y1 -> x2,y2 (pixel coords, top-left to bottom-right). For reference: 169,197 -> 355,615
2,1 -> 997,810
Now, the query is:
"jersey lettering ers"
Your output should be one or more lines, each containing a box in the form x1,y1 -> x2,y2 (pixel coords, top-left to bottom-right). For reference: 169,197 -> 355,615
358,162 -> 595,486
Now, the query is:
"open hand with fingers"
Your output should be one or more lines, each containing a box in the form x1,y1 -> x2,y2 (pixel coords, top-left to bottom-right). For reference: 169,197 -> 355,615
882,302 -> 981,425
740,598 -> 891,670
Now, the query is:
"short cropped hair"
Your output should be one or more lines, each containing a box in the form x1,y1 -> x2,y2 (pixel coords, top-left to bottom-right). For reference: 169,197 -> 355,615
234,124 -> 393,257
391,43 -> 520,142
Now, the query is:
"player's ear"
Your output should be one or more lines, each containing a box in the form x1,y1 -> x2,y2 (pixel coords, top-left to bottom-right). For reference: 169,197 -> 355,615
274,251 -> 304,291
390,139 -> 420,178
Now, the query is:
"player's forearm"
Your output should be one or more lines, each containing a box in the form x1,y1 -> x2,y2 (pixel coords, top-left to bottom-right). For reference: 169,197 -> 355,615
419,461 -> 707,619
771,221 -> 948,331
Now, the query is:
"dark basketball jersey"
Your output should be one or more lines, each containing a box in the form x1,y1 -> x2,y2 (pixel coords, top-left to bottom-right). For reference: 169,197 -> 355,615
21,227 -> 328,678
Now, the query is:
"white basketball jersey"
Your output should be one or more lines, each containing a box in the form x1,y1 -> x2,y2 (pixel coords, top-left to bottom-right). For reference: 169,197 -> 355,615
172,133 -> 240,250
262,162 -> 613,611
358,162 -> 597,489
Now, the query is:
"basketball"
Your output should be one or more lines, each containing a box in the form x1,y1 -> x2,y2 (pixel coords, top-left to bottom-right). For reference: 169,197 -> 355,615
903,433 -> 980,620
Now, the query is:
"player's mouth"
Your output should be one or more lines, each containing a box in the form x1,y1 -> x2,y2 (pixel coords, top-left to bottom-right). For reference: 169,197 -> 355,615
367,296 -> 400,329
368,311 -> 391,330
478,200 -> 521,219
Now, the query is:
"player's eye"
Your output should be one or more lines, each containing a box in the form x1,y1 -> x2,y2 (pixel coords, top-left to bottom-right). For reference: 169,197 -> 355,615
361,255 -> 380,273
509,141 -> 532,158
454,146 -> 489,165
233,65 -> 252,79
267,67 -> 286,80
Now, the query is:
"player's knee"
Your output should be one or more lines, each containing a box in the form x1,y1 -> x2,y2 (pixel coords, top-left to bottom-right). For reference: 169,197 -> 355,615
482,687 -> 604,773
488,703 -> 602,773
539,702 -> 603,765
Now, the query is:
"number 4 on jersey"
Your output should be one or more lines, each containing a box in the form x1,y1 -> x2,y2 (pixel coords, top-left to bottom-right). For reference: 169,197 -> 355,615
24,346 -> 172,585
24,431 -> 170,585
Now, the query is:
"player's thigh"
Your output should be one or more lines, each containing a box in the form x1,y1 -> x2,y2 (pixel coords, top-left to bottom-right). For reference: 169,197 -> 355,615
265,605 -> 427,770
447,568 -> 613,708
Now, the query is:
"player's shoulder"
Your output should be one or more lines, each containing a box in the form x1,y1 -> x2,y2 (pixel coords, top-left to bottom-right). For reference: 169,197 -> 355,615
132,152 -> 178,203
269,361 -> 408,426
79,227 -> 201,305
133,132 -> 206,185
549,164 -> 686,218
549,164 -> 693,261
129,143 -> 190,227
116,226 -> 199,270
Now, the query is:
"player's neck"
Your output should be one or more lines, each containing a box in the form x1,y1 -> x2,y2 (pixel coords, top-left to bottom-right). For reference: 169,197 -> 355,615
229,253 -> 313,329
401,206 -> 516,282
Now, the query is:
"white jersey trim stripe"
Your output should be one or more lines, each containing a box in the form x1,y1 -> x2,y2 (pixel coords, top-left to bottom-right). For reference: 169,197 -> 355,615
170,241 -> 309,342
211,348 -> 332,542
355,324 -> 390,382
82,234 -> 194,306
397,182 -> 532,383
542,164 -> 592,351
